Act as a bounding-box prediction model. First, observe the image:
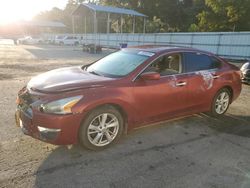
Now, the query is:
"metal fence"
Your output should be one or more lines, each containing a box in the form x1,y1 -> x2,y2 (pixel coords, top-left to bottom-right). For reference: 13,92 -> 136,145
44,32 -> 250,60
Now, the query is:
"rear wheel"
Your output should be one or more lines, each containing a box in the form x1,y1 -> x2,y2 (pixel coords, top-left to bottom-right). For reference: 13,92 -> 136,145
210,88 -> 231,117
79,106 -> 124,150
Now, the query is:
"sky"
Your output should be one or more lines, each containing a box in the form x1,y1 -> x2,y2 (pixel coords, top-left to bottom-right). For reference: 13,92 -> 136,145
0,0 -> 68,25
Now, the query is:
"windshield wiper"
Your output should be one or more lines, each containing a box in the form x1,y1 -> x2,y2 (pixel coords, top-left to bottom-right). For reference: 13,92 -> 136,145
88,70 -> 102,76
81,64 -> 90,71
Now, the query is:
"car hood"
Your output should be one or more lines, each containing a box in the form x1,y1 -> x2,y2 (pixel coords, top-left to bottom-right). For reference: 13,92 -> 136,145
27,66 -> 113,93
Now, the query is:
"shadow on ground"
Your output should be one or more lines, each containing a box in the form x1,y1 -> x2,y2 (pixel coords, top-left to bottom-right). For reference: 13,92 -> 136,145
33,113 -> 250,188
205,114 -> 250,138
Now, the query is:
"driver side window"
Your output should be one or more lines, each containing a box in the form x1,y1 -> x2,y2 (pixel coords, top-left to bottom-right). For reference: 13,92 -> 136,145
145,53 -> 182,76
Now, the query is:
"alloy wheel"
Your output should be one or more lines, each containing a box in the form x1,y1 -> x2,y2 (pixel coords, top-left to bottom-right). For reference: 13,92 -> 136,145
215,91 -> 230,114
87,113 -> 119,147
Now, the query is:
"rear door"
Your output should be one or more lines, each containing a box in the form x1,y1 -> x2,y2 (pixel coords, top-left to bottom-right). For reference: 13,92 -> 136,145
182,52 -> 223,112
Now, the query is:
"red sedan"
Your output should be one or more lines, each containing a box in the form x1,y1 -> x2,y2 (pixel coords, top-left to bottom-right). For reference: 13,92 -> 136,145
15,46 -> 242,150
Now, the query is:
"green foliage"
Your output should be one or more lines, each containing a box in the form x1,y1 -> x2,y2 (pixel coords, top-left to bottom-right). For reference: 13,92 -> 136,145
188,23 -> 199,32
33,0 -> 250,33
147,17 -> 166,33
34,8 -> 64,22
63,0 -> 78,32
196,0 -> 250,31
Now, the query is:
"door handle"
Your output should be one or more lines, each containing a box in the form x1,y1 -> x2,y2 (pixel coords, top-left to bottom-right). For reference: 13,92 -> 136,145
176,81 -> 187,87
212,74 -> 220,79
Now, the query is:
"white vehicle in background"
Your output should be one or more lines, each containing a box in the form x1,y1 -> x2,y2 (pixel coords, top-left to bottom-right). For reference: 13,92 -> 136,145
54,35 -> 65,45
18,36 -> 43,45
55,36 -> 81,45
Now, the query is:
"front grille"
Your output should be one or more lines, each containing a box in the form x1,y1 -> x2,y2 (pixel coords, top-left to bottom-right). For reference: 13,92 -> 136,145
18,103 -> 33,118
19,91 -> 35,105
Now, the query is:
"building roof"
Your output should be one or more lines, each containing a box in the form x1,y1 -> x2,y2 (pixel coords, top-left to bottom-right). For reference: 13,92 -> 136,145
73,3 -> 147,17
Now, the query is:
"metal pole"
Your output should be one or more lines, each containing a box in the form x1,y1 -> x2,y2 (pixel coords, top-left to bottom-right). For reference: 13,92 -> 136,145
107,13 -> 110,48
84,16 -> 87,34
143,17 -> 146,34
132,16 -> 135,33
121,14 -> 123,34
96,13 -> 98,35
107,13 -> 110,34
94,11 -> 97,53
84,16 -> 87,45
72,16 -> 75,34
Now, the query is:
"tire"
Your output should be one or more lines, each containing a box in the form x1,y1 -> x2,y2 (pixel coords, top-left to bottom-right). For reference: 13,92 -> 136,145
210,88 -> 231,117
79,105 -> 124,150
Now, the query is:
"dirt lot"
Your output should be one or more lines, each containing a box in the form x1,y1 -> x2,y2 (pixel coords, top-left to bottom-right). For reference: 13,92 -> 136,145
0,44 -> 250,188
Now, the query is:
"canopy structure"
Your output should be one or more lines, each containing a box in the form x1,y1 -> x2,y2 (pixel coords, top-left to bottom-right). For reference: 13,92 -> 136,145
78,3 -> 146,17
72,3 -> 147,35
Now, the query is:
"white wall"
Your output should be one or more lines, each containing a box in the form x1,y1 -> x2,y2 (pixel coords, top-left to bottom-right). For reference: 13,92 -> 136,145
44,32 -> 250,59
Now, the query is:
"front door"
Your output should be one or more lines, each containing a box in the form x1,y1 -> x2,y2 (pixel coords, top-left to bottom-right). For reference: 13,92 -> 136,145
133,53 -> 189,125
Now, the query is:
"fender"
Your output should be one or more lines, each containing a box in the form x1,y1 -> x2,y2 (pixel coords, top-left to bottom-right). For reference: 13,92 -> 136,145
72,86 -> 140,131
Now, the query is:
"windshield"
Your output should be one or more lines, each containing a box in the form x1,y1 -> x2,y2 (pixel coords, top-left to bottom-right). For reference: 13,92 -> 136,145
86,51 -> 151,78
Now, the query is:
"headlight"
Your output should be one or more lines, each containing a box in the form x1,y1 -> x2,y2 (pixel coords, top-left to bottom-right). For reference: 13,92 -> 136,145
40,95 -> 83,114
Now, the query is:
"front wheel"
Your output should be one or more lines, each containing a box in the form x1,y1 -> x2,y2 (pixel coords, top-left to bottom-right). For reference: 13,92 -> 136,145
79,106 -> 124,150
210,88 -> 231,117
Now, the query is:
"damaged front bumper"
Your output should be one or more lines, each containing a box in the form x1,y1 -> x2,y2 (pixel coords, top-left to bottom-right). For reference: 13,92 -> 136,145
15,88 -> 84,145
15,103 -> 83,145
15,106 -> 61,142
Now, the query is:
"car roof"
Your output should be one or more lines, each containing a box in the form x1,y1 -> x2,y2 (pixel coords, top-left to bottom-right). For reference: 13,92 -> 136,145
125,45 -> 213,55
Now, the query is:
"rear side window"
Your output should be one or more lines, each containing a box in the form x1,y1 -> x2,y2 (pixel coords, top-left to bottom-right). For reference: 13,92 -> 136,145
183,52 -> 221,72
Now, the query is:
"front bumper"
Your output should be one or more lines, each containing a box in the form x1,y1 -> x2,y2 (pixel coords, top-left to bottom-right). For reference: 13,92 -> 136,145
15,106 -> 83,145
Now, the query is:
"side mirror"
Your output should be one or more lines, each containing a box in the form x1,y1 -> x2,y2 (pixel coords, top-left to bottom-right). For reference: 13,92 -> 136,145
140,72 -> 160,81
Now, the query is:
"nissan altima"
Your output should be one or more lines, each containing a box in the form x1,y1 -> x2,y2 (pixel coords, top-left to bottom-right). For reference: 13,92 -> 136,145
15,46 -> 242,150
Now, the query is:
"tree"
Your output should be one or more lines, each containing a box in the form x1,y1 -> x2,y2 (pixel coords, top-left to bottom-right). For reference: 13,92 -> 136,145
32,0 -> 250,33
63,0 -> 78,32
195,0 -> 250,31
100,0 -> 188,32
34,8 -> 64,22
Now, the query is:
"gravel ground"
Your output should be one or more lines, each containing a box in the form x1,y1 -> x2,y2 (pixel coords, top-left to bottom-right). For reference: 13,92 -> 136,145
0,44 -> 250,188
